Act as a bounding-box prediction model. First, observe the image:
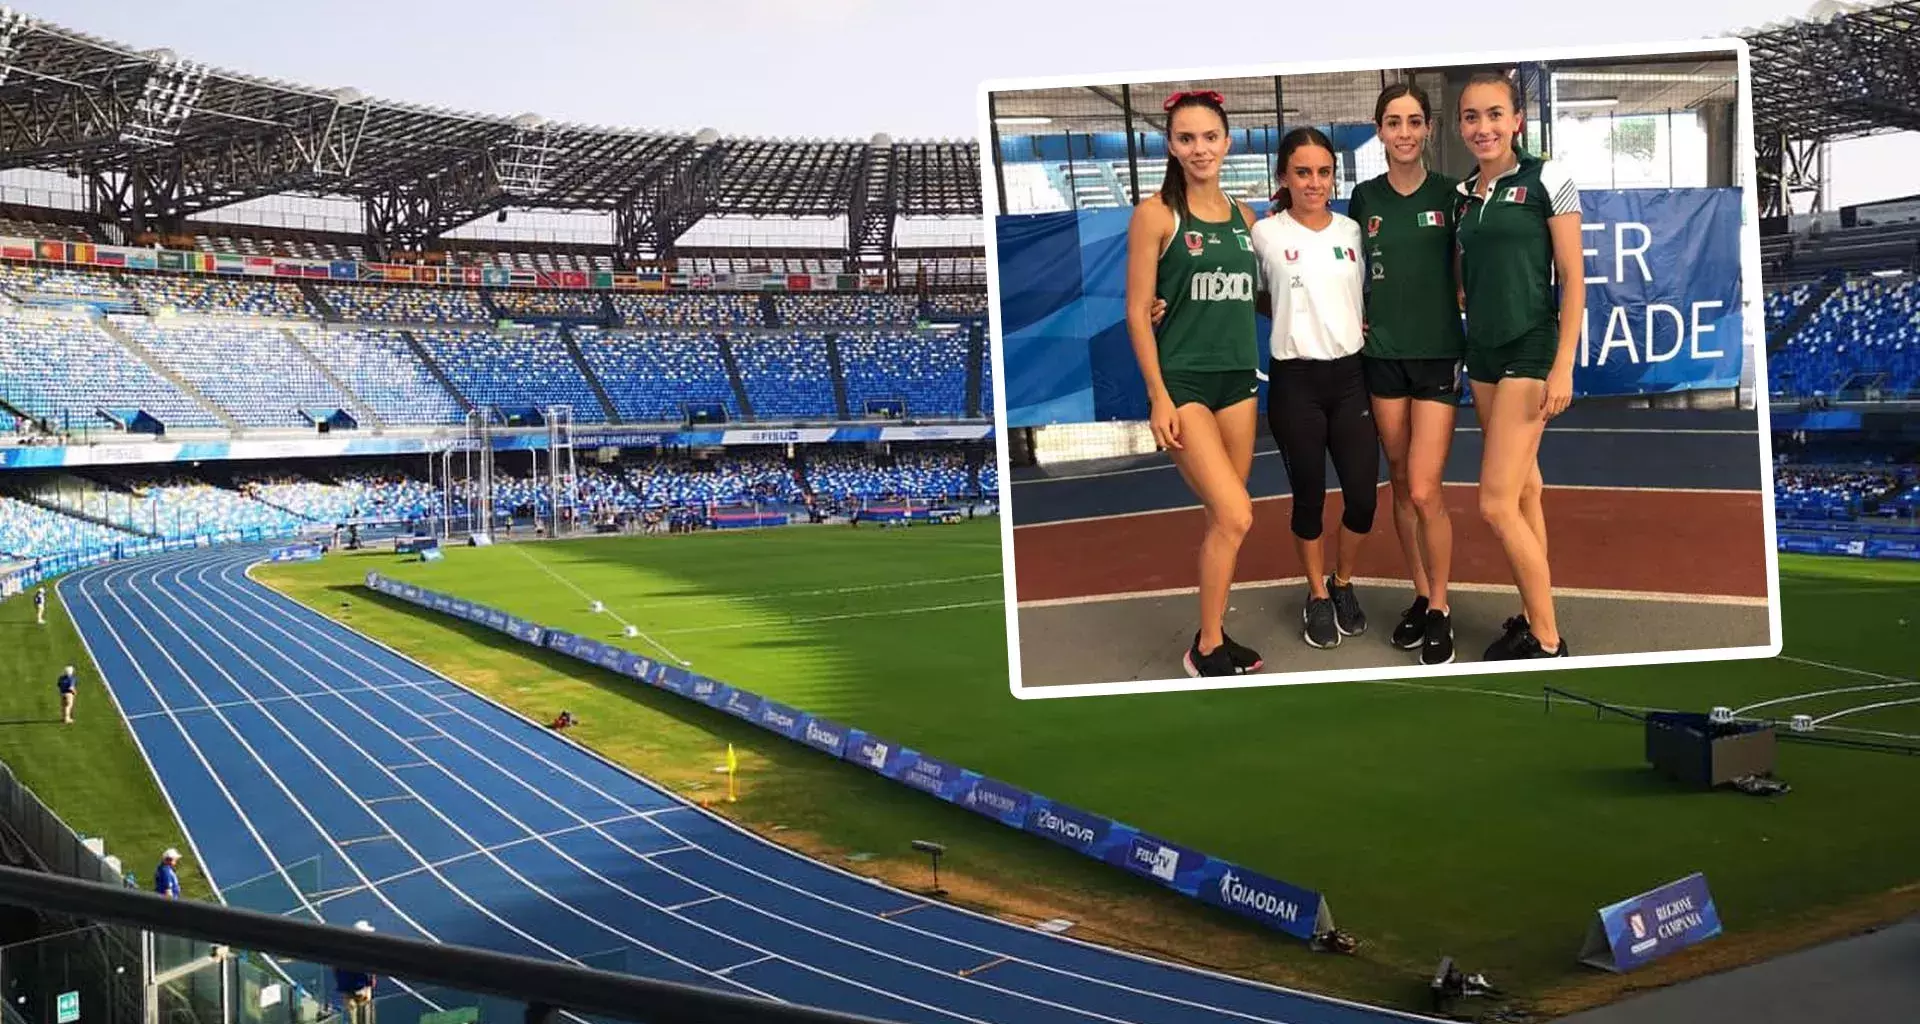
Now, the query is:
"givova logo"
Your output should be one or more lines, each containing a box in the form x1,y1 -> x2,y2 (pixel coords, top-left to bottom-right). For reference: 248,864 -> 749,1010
1030,806 -> 1101,849
1218,870 -> 1300,922
1189,270 -> 1254,302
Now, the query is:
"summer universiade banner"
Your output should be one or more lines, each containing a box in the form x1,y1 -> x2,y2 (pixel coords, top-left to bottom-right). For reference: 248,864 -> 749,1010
0,237 -> 889,294
996,188 -> 1747,426
360,570 -> 1337,943
0,424 -> 997,470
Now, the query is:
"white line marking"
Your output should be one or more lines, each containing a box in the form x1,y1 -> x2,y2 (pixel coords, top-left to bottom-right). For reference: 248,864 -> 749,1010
158,559 -> 790,1008
718,954 -> 778,975
1813,697 -> 1920,725
507,543 -> 692,667
1017,575 -> 1770,609
666,895 -> 724,911
229,562 -> 1307,1024
215,558 -> 993,1022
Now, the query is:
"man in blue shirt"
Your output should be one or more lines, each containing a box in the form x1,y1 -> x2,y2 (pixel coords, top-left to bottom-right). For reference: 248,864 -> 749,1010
57,665 -> 76,725
154,849 -> 181,899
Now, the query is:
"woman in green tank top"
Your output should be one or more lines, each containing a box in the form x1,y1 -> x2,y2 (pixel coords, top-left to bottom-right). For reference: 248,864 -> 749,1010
1125,89 -> 1264,679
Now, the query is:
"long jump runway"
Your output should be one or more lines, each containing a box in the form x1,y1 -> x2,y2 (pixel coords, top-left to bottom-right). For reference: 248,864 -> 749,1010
1011,407 -> 1774,686
59,548 -> 1437,1024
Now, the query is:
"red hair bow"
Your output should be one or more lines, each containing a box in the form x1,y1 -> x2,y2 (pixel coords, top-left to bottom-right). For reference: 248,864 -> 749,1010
1164,89 -> 1225,112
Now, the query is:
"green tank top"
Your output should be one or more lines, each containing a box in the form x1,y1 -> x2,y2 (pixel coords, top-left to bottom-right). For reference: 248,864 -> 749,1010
1154,199 -> 1259,373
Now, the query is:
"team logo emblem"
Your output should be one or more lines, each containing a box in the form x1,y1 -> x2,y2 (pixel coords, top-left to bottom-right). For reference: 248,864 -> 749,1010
1184,231 -> 1205,255
1628,913 -> 1647,940
1371,262 -> 1385,280
1366,215 -> 1381,237
1284,249 -> 1299,263
1502,186 -> 1528,204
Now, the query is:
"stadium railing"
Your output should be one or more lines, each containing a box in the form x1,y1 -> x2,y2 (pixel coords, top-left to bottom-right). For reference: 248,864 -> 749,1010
0,864 -> 902,1024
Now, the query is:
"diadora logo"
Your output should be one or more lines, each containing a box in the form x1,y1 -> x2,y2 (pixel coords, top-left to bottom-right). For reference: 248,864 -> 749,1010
1189,270 -> 1253,302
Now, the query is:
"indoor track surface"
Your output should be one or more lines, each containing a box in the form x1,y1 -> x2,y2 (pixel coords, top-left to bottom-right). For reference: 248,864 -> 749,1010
1009,405 -> 1774,688
59,547 -> 1443,1024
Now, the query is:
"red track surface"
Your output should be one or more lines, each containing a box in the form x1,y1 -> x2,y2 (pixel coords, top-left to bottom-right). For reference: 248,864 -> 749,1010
1013,483 -> 1767,603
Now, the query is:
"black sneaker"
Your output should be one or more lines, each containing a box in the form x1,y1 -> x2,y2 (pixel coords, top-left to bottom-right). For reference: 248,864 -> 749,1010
1303,594 -> 1340,648
1509,630 -> 1569,659
1391,596 -> 1430,650
1326,576 -> 1366,637
1420,608 -> 1455,666
1483,614 -> 1530,662
1218,631 -> 1264,673
1184,635 -> 1253,677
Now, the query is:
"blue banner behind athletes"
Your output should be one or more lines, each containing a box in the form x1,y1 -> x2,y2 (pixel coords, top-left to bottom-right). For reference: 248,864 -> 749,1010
267,542 -> 323,563
1581,872 -> 1723,972
996,188 -> 1744,426
360,572 -> 1335,943
1778,530 -> 1920,561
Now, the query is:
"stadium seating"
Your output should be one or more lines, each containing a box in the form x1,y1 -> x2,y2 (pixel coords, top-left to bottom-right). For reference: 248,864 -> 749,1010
124,321 -> 361,428
776,295 -> 919,327
802,448 -> 975,500
614,294 -> 764,328
490,289 -> 603,319
413,327 -> 607,421
298,328 -> 468,426
572,328 -> 740,423
1768,275 -> 1920,397
838,332 -> 969,418
0,313 -> 222,429
1772,468 -> 1901,519
319,283 -> 495,325
625,452 -> 803,508
730,334 -> 840,420
133,277 -> 314,318
0,494 -> 144,560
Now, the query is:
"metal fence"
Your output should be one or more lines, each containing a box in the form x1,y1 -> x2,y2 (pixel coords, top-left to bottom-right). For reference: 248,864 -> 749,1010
986,52 -> 1742,216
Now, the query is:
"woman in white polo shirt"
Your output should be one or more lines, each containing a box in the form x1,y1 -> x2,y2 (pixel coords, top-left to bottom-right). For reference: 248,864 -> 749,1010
1252,127 -> 1377,650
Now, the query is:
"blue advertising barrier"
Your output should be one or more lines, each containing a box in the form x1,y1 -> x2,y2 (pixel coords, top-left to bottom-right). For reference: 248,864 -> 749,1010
1777,530 -> 1920,561
1579,872 -> 1723,972
267,542 -> 324,564
362,571 -> 1336,943
998,188 -> 1746,426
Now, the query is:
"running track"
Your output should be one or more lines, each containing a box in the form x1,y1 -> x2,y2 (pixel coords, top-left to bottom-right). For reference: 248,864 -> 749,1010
59,546 -> 1440,1024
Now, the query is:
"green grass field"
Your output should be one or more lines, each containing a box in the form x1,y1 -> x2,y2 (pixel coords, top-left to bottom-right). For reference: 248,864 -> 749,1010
0,583 -> 212,900
33,522 -> 1919,1019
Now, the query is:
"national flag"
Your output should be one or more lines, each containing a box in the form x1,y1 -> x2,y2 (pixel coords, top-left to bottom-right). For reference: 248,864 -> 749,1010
1502,186 -> 1528,204
1334,246 -> 1356,261
1418,210 -> 1445,226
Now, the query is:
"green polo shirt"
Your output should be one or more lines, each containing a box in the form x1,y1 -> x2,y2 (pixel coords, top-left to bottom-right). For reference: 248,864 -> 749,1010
1348,170 -> 1466,360
1453,150 -> 1582,350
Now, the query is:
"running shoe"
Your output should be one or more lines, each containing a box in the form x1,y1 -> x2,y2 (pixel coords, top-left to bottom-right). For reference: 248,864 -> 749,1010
1391,595 -> 1430,650
1482,613 -> 1531,661
1304,594 -> 1340,648
1509,631 -> 1569,659
1184,635 -> 1253,677
1421,608 -> 1455,666
1327,576 -> 1367,636
1218,631 -> 1264,672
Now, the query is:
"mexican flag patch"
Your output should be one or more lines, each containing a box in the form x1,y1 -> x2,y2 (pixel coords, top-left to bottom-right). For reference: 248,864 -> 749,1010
1501,186 -> 1528,204
1334,246 -> 1357,261
1417,210 -> 1445,226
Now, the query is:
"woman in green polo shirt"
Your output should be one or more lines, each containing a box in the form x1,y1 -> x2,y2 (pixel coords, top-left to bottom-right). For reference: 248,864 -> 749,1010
1347,82 -> 1466,667
1126,88 -> 1265,679
1453,70 -> 1584,661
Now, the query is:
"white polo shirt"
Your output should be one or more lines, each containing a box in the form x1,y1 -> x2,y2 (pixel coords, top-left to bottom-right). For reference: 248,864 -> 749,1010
1251,209 -> 1367,363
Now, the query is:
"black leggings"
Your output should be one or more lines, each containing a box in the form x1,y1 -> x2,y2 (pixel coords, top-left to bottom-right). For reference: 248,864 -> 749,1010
1267,354 -> 1380,540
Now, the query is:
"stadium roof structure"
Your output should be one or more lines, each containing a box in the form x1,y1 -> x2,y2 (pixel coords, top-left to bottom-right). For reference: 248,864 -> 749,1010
1738,1 -> 1919,216
0,10 -> 981,267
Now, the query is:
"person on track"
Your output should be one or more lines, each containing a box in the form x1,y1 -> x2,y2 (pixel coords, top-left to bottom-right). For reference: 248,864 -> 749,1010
1346,82 -> 1467,665
1126,88 -> 1266,678
1453,70 -> 1583,660
1249,127 -> 1378,649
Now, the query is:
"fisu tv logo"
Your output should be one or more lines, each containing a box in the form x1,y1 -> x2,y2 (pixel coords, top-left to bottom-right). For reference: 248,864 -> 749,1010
1189,270 -> 1253,302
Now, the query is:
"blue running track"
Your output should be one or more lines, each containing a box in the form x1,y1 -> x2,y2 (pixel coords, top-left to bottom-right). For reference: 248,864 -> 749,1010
60,546 -> 1439,1024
